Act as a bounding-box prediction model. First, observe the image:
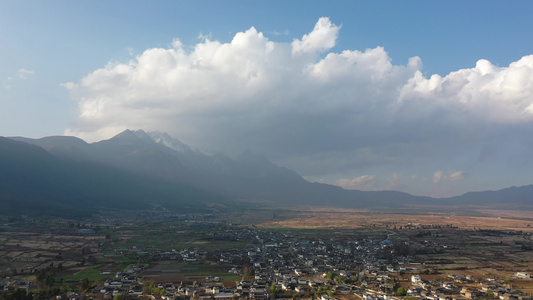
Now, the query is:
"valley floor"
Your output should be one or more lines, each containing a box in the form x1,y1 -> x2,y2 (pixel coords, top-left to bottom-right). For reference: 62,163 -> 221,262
1,208 -> 532,299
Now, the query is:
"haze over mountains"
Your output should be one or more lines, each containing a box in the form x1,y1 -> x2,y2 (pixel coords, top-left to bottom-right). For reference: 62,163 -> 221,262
1,130 -> 532,217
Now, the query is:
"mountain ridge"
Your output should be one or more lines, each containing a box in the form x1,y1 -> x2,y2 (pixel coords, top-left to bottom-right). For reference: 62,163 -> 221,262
3,130 -> 532,217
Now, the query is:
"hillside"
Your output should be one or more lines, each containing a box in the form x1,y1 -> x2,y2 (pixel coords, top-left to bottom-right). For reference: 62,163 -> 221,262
2,130 -> 532,217
0,136 -> 230,217
9,130 -> 432,209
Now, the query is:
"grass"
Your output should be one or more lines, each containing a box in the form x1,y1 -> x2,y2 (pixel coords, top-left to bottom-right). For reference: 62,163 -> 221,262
109,229 -> 250,252
57,265 -> 112,282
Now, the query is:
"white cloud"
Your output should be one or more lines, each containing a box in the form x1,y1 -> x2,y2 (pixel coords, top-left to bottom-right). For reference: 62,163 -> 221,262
432,170 -> 464,184
65,17 -> 415,144
448,171 -> 464,181
4,69 -> 34,90
60,82 -> 76,90
291,17 -> 340,55
335,173 -> 404,191
305,177 -> 327,184
336,175 -> 376,190
432,171 -> 444,184
64,17 -> 533,197
388,172 -> 401,189
17,68 -> 34,79
399,55 -> 533,123
268,30 -> 290,36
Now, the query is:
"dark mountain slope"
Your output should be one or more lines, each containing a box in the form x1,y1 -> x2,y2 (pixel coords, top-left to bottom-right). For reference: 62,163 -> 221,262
445,185 -> 533,209
5,130 -> 533,217
4,131 -> 444,210
0,137 -> 231,217
11,135 -> 91,161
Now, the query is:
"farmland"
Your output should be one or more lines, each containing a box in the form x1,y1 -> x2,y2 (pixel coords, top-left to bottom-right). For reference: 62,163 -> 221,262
1,207 -> 532,298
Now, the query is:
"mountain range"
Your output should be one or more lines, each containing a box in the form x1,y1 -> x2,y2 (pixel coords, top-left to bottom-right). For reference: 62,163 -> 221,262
1,130 -> 532,217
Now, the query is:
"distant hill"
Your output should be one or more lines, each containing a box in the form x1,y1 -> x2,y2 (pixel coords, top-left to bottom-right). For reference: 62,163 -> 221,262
0,135 -> 230,217
445,185 -> 533,209
2,130 -> 532,217
9,130 -> 431,209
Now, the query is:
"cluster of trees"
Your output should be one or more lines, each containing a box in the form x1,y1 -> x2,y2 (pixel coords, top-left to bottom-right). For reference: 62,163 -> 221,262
314,287 -> 335,298
141,280 -> 167,298
395,288 -> 418,300
0,263 -> 96,300
34,263 -> 64,289
0,289 -> 34,300
0,288 -> 65,300
325,272 -> 357,284
268,283 -> 335,299
420,268 -> 439,275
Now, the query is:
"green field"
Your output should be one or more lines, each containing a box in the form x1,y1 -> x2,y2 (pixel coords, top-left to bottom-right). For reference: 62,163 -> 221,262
106,227 -> 250,252
57,265 -> 113,282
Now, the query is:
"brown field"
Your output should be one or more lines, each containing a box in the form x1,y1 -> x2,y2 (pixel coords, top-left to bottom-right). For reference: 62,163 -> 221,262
258,208 -> 533,231
256,207 -> 533,295
0,225 -> 105,275
1,208 -> 532,295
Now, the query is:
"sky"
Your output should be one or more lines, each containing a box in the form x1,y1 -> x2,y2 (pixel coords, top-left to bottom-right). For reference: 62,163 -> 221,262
2,1 -> 533,198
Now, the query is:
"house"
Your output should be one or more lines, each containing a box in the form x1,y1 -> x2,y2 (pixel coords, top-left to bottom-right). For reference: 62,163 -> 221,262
16,281 -> 31,290
500,294 -> 520,300
442,281 -> 455,290
295,285 -> 312,293
211,286 -> 220,294
408,287 -> 422,296
516,272 -> 531,279
250,287 -> 267,299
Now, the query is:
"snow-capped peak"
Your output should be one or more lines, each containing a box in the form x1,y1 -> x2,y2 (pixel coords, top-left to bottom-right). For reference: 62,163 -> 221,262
146,131 -> 196,154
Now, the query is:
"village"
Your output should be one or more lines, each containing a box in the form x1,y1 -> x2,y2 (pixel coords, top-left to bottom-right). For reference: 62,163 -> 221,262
1,213 -> 532,300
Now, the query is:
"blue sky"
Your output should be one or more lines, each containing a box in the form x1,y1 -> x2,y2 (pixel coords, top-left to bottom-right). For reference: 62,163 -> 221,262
2,1 -> 533,197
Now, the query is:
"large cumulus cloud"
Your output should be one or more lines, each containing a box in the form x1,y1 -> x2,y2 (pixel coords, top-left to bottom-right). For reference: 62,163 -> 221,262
64,17 -> 533,197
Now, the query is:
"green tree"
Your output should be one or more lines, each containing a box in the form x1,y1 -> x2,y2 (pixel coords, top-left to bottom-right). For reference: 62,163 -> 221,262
270,284 -> 277,298
45,274 -> 55,288
151,287 -> 165,298
314,287 -> 325,298
334,276 -> 345,284
243,265 -> 250,279
79,278 -> 90,292
326,272 -> 335,280
396,287 -> 407,296
143,285 -> 151,295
